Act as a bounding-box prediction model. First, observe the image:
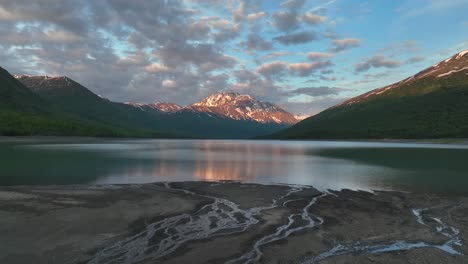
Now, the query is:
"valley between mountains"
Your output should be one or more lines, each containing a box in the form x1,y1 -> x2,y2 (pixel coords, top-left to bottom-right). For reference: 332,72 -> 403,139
1,69 -> 297,138
1,49 -> 468,140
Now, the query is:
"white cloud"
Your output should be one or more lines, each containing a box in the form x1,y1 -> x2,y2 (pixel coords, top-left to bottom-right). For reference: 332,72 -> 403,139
307,52 -> 335,60
330,38 -> 361,52
144,63 -> 174,73
247,12 -> 267,21
302,13 -> 326,25
162,79 -> 177,89
42,29 -> 81,43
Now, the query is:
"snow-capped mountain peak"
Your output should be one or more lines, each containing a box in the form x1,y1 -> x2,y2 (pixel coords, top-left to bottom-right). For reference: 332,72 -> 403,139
147,102 -> 182,113
123,91 -> 297,125
124,102 -> 182,113
188,91 -> 298,124
192,90 -> 244,107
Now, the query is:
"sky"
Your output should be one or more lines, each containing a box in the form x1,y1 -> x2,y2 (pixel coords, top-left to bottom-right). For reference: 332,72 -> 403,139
0,0 -> 467,116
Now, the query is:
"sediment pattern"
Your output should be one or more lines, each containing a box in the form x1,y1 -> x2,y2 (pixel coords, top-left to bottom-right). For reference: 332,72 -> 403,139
2,182 -> 465,264
87,183 -> 305,264
301,205 -> 464,263
227,193 -> 327,264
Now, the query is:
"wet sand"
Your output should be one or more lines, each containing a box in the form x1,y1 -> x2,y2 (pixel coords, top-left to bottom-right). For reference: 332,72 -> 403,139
0,181 -> 466,263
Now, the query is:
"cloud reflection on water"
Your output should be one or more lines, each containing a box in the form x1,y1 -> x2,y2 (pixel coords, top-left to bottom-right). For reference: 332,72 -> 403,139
6,139 -> 468,194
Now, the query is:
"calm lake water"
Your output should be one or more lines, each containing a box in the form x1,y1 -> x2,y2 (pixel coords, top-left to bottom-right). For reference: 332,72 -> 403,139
1,138 -> 468,194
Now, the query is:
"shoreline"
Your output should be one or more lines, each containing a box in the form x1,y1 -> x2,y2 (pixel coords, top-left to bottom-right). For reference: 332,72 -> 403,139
1,135 -> 468,146
268,138 -> 468,145
1,181 -> 466,263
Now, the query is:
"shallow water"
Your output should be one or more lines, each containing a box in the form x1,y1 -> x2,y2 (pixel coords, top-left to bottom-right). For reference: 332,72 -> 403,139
1,138 -> 468,194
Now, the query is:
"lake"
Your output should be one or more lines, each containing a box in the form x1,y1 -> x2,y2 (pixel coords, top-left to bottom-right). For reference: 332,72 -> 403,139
1,138 -> 468,194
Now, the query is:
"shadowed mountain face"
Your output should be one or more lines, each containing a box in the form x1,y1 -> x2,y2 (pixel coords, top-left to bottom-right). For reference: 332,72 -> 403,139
0,68 -> 49,113
11,74 -> 292,138
15,74 -> 171,132
270,50 -> 468,139
0,68 -> 145,137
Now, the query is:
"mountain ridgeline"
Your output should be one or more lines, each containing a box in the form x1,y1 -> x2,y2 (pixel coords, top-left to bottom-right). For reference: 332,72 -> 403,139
1,69 -> 297,138
271,50 -> 468,139
4,49 -> 467,140
187,91 -> 298,125
0,68 -> 150,137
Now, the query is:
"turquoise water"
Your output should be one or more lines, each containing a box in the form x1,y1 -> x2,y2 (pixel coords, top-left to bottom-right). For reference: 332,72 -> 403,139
1,138 -> 468,194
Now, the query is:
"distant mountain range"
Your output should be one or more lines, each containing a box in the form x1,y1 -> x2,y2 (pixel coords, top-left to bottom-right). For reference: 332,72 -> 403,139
124,102 -> 183,113
121,90 -> 298,125
1,70 -> 297,138
270,50 -> 468,139
4,49 -> 467,140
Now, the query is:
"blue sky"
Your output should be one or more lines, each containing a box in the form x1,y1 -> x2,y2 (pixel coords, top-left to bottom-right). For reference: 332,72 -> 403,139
0,0 -> 467,116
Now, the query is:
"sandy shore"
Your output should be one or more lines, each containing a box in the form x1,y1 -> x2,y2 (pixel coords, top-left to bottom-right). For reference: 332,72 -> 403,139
0,181 -> 466,263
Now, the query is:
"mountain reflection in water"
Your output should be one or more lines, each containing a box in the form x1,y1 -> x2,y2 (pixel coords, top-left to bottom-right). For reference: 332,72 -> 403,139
1,139 -> 468,194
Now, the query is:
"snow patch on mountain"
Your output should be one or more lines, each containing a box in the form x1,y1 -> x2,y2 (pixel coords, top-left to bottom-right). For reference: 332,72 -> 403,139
437,66 -> 468,78
456,50 -> 468,59
124,102 -> 183,113
338,49 -> 468,107
148,102 -> 182,113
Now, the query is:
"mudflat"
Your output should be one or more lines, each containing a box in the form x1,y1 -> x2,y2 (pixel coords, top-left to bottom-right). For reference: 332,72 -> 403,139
0,181 -> 466,263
